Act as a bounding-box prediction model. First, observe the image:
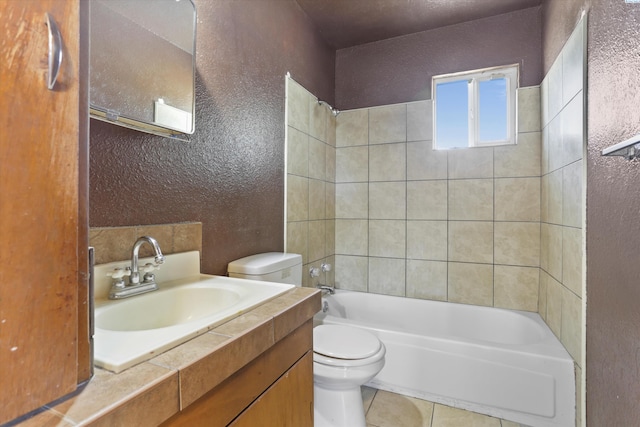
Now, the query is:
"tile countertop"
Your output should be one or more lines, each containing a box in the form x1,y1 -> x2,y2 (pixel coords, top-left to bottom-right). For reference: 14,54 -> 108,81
14,287 -> 321,427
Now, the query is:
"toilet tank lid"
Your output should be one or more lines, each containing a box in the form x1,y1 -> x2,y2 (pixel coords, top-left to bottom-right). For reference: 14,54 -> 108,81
228,252 -> 302,275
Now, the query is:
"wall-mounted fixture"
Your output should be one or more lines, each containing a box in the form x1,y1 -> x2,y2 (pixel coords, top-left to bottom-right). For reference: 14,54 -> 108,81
602,133 -> 640,160
89,0 -> 196,140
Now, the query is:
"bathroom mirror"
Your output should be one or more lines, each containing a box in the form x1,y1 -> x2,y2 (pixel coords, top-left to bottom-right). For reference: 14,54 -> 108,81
90,0 -> 196,139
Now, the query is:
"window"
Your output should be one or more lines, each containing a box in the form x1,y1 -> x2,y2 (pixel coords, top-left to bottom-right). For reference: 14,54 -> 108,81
432,64 -> 518,150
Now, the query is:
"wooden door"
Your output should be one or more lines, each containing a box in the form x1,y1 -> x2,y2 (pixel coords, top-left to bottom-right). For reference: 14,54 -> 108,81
0,0 -> 87,423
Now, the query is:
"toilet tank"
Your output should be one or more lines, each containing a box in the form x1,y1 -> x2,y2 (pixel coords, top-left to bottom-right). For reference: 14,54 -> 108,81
227,252 -> 302,286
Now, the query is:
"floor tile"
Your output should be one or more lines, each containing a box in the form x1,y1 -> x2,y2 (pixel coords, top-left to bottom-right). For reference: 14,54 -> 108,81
431,403 -> 501,427
366,390 -> 434,427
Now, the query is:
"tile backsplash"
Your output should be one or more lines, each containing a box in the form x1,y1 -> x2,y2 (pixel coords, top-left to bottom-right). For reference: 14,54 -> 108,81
90,222 -> 202,265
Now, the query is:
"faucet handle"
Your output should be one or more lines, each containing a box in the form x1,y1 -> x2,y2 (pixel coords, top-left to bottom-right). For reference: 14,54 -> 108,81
107,267 -> 130,279
139,262 -> 160,273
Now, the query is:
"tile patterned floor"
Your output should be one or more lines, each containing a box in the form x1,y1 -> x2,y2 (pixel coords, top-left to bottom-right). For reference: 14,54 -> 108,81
363,387 -> 525,427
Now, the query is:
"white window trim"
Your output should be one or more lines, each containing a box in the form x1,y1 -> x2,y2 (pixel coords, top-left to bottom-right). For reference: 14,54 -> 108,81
432,64 -> 519,150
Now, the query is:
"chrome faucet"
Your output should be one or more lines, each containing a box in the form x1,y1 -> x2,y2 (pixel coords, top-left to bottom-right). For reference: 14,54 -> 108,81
108,236 -> 165,299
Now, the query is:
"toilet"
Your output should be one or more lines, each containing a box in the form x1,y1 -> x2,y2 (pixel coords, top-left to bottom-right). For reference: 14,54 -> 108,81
228,252 -> 386,427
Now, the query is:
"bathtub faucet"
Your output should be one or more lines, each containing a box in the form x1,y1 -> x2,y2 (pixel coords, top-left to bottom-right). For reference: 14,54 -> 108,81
317,284 -> 335,295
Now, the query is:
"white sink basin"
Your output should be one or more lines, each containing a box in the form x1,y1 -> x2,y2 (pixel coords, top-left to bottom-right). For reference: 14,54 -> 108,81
94,274 -> 294,373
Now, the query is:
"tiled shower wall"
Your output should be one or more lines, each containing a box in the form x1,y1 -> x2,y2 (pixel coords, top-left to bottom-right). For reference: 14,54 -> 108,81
332,90 -> 542,311
540,17 -> 586,426
285,77 -> 336,288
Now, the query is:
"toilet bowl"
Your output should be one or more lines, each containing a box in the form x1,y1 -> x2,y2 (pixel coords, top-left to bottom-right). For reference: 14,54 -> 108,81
313,324 -> 386,427
227,253 -> 386,427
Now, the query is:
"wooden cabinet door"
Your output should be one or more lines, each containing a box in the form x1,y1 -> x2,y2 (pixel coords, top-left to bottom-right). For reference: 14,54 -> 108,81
230,352 -> 314,427
0,0 -> 86,423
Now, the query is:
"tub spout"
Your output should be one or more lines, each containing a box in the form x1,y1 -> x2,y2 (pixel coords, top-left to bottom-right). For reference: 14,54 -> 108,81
317,284 -> 335,295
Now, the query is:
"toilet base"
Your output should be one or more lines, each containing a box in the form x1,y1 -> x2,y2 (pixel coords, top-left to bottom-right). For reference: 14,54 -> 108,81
314,384 -> 366,427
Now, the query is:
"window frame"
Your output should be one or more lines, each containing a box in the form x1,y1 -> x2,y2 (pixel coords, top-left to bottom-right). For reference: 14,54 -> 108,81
432,64 -> 519,150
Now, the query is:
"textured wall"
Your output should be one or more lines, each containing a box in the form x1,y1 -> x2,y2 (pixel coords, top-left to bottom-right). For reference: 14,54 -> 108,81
89,0 -> 334,275
586,0 -> 640,425
541,0 -> 587,73
335,7 -> 542,110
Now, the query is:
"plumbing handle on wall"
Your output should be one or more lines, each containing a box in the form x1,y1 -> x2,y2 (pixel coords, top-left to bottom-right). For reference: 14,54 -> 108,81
321,263 -> 331,273
309,267 -> 320,278
45,13 -> 63,90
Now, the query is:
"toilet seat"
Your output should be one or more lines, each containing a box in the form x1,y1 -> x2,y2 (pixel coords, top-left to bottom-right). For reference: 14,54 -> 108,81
313,325 -> 385,367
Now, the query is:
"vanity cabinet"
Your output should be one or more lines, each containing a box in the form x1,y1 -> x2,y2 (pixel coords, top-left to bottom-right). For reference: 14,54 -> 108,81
0,0 -> 89,423
162,320 -> 314,427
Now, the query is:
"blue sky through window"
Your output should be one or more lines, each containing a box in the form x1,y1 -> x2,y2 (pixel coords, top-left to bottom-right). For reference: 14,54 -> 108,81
435,80 -> 468,149
478,78 -> 508,142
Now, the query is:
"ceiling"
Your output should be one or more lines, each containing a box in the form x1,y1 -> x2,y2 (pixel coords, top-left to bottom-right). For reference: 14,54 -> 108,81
296,0 -> 542,50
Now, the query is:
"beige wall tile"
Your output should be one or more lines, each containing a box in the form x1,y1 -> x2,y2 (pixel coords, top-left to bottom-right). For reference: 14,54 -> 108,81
286,174 -> 308,222
325,220 -> 335,259
287,127 -> 308,177
448,147 -> 493,179
286,221 -> 308,264
407,180 -> 448,220
326,113 -> 337,148
407,221 -> 447,261
547,224 -> 563,282
368,257 -> 406,296
563,226 -> 583,296
563,160 -> 583,228
538,269 -> 549,321
336,109 -> 368,147
335,219 -> 368,256
495,222 -> 540,267
548,116 -> 563,172
548,168 -> 563,225
287,79 -> 310,134
336,146 -> 368,183
308,220 -> 326,262
448,221 -> 493,264
494,131 -> 541,178
370,182 -> 406,219
407,100 -> 433,142
542,125 -> 550,175
561,94 -> 584,166
370,143 -> 406,181
562,286 -> 582,362
517,86 -> 541,133
541,173 -> 549,223
547,58 -> 563,123
545,272 -> 563,338
407,141 -> 448,180
494,265 -> 539,311
495,177 -> 540,222
173,223 -> 203,254
369,104 -> 407,144
406,260 -> 447,301
369,220 -> 406,258
308,137 -> 327,181
336,183 -> 368,219
562,21 -> 585,105
326,145 -> 336,183
90,226 -> 138,264
335,255 -> 368,291
325,182 -> 335,219
448,179 -> 493,221
448,262 -> 494,307
310,99 -> 328,143
309,179 -> 326,221
540,223 -> 550,272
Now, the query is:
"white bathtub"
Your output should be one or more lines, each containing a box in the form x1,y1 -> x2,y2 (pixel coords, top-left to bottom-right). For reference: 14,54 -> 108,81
314,290 -> 575,427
